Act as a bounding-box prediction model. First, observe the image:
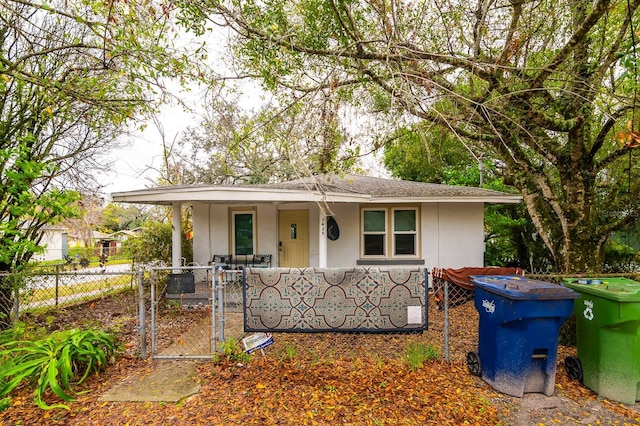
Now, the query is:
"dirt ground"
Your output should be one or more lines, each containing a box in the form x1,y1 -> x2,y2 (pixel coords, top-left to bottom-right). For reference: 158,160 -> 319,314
1,290 -> 639,425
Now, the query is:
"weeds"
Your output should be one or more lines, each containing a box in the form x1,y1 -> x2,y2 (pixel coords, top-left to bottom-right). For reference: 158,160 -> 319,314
215,338 -> 251,363
404,342 -> 439,371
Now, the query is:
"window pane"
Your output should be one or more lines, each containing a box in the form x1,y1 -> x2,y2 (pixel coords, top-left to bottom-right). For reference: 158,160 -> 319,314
395,234 -> 415,255
394,210 -> 416,232
235,213 -> 254,255
364,234 -> 385,256
364,210 -> 386,232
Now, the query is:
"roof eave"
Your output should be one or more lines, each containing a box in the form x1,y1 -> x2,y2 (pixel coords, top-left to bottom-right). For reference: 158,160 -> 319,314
367,196 -> 523,204
111,187 -> 371,204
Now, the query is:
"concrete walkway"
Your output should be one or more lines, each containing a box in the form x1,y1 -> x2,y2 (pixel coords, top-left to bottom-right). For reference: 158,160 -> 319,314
98,360 -> 201,403
98,312 -> 245,403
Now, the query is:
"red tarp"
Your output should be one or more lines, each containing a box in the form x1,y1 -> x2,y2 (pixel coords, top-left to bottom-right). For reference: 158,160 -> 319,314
431,267 -> 524,290
431,267 -> 525,308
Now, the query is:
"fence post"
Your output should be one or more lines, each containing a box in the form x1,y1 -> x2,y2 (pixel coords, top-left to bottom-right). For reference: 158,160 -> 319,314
444,279 -> 450,361
217,267 -> 225,343
211,267 -> 217,353
55,265 -> 60,306
150,270 -> 156,357
138,270 -> 147,359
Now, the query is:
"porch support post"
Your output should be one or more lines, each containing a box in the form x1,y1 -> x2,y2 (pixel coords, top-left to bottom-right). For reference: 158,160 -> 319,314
172,202 -> 182,269
319,208 -> 327,268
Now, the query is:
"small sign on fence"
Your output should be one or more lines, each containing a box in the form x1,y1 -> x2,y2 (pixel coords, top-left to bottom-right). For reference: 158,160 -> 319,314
242,332 -> 274,354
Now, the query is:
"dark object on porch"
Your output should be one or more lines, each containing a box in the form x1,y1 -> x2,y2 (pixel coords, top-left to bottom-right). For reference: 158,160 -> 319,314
211,254 -> 272,269
431,266 -> 524,309
166,273 -> 196,294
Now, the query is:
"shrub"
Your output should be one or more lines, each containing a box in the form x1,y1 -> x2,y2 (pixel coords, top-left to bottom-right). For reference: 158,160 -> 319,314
0,328 -> 118,410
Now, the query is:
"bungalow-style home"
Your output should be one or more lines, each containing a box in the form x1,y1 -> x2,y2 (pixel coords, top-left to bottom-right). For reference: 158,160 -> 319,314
111,174 -> 522,272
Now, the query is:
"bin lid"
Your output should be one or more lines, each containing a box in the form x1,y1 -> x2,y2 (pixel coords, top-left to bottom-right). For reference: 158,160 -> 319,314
563,277 -> 640,301
471,275 -> 579,300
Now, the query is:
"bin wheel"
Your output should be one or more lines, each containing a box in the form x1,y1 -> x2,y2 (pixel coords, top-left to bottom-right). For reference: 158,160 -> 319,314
564,356 -> 583,383
466,351 -> 482,376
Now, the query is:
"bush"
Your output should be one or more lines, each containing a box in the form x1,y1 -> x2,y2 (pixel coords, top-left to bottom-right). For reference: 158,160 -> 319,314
0,328 -> 118,410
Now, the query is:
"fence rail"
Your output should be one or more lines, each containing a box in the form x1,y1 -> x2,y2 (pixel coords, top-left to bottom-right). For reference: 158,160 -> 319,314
2,266 -> 138,319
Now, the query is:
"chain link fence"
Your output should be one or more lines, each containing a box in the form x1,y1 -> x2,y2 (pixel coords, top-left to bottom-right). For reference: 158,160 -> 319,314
8,265 -> 630,364
140,266 -> 487,362
2,265 -> 139,320
146,266 -> 246,360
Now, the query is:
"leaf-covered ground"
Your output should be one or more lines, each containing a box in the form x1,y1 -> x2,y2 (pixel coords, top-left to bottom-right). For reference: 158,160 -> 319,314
1,294 -> 639,425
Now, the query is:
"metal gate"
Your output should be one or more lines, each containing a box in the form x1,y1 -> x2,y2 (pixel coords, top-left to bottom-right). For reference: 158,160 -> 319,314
148,266 -> 243,360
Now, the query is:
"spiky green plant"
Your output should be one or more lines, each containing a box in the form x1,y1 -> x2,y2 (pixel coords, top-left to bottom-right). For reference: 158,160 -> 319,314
404,342 -> 439,372
0,328 -> 118,410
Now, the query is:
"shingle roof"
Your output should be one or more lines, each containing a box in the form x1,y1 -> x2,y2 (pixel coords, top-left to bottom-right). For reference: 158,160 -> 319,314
253,174 -> 516,199
111,174 -> 521,205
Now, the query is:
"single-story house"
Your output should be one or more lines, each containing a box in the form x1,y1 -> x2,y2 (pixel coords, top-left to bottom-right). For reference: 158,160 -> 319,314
31,226 -> 68,262
101,229 -> 141,256
111,174 -> 522,272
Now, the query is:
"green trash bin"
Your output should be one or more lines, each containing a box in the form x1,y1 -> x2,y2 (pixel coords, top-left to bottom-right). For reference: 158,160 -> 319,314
563,277 -> 640,405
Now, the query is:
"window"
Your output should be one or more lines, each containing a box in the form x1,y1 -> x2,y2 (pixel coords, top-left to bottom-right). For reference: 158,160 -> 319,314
231,210 -> 256,256
363,210 -> 386,256
361,207 -> 419,258
393,209 -> 417,256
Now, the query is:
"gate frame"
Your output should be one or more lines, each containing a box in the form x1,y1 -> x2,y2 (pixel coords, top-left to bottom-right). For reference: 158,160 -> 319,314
146,265 -> 222,360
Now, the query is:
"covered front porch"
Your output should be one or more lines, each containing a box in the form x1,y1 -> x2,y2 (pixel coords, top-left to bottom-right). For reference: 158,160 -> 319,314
112,174 -> 522,271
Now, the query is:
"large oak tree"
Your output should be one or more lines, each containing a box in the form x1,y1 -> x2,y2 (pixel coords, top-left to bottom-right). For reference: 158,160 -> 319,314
180,0 -> 640,273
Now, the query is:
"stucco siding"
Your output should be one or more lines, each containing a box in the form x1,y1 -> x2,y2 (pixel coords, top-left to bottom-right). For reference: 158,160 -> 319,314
436,203 -> 484,268
326,204 -> 360,267
194,201 -> 485,269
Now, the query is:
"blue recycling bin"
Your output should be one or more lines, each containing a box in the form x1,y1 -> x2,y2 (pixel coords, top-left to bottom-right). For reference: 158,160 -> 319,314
467,275 -> 578,397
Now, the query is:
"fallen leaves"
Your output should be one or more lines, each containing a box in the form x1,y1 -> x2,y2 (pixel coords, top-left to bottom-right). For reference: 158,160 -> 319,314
1,297 -> 639,425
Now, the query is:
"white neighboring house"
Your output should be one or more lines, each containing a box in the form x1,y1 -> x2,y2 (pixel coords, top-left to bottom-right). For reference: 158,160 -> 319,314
111,174 -> 522,270
32,226 -> 68,262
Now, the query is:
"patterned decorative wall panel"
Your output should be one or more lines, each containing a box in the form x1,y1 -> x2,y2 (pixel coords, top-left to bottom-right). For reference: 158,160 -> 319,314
243,267 -> 428,332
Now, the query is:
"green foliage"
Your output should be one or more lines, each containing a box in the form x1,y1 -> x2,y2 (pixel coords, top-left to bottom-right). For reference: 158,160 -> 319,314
123,216 -> 193,266
192,0 -> 640,272
603,238 -> 639,273
99,204 -> 148,233
404,342 -> 439,372
217,338 -> 252,363
383,127 -> 477,185
383,126 -> 554,271
0,396 -> 11,412
0,328 -> 118,410
272,342 -> 299,362
0,146 -> 82,268
0,0 -> 208,325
